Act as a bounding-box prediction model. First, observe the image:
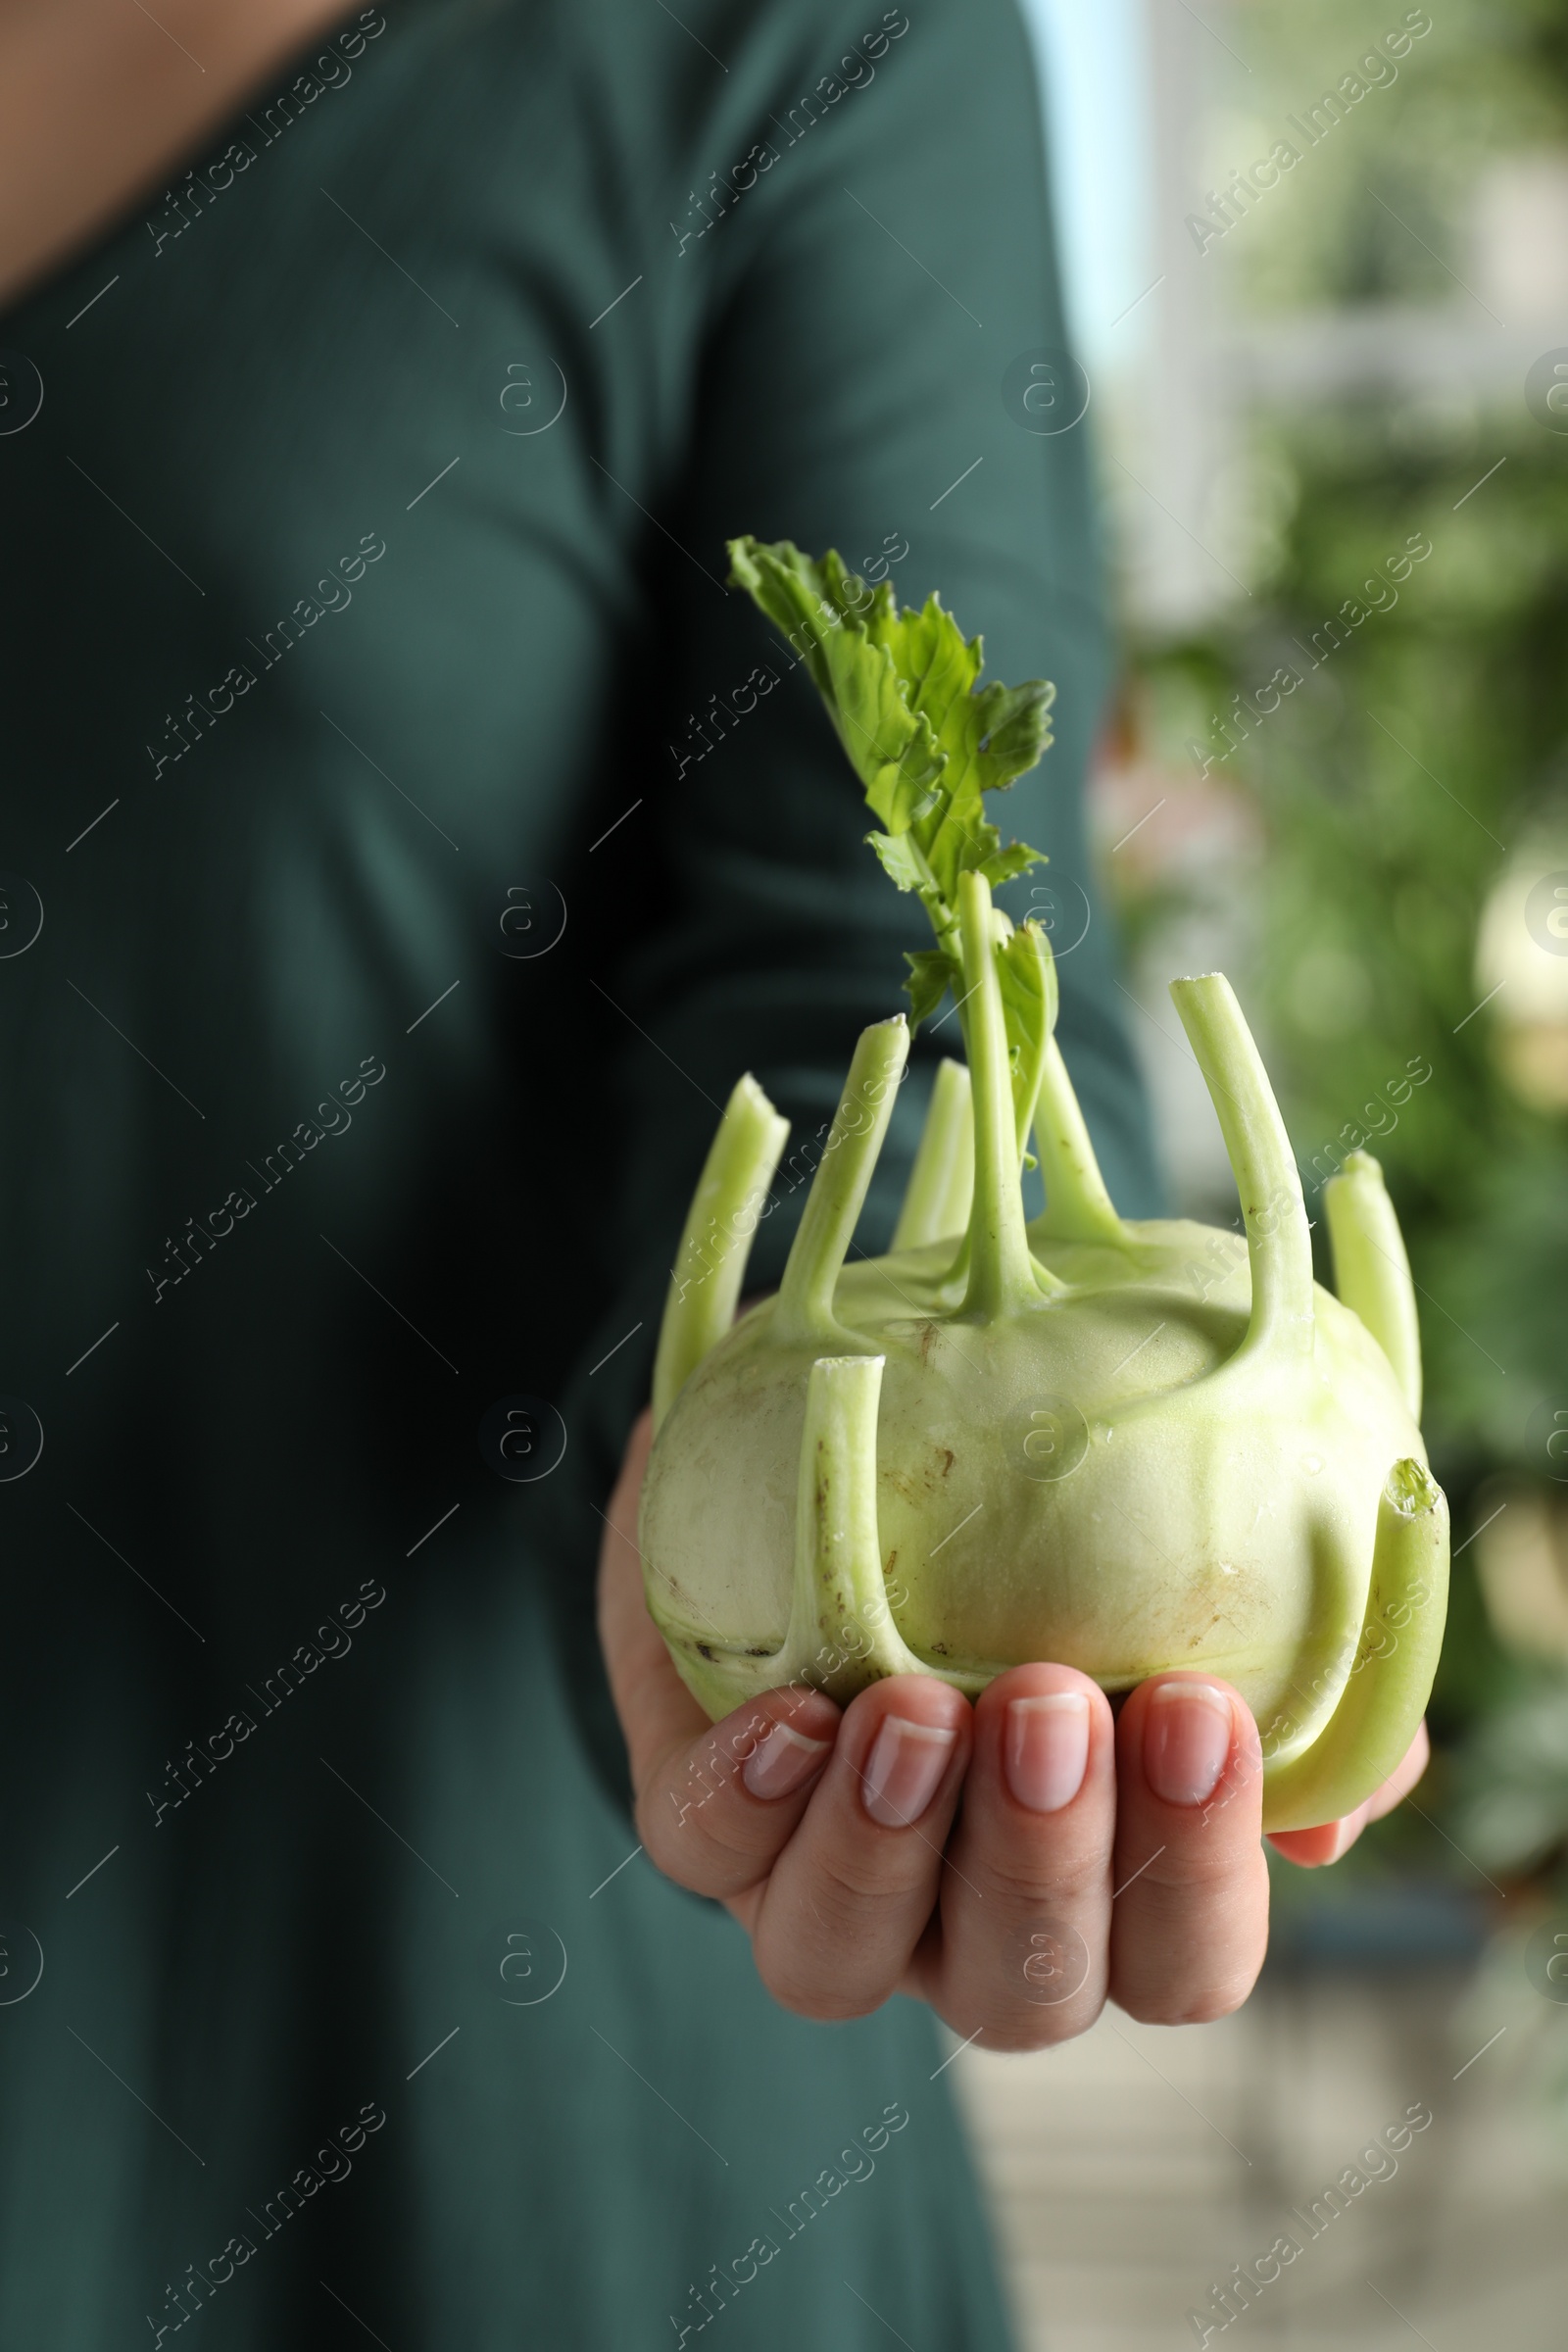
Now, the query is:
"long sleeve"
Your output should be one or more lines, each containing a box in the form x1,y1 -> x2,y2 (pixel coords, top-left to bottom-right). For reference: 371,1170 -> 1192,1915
553,0 -> 1159,1797
0,1 -> 1133,2332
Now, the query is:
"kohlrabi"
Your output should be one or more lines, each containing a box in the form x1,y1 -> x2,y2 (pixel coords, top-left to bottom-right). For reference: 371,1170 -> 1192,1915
640,538 -> 1447,1832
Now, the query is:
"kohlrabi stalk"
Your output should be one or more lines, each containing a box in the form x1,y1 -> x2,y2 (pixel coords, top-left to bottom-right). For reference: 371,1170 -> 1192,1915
1171,974 -> 1315,1366
889,1059 -> 973,1250
955,870 -> 1054,1317
652,1074 -> 788,1431
1031,1036 -> 1122,1246
1323,1150 -> 1423,1418
1259,1458 -> 1447,1824
639,539 -> 1449,1835
788,1353 -> 932,1703
773,1016 -> 909,1348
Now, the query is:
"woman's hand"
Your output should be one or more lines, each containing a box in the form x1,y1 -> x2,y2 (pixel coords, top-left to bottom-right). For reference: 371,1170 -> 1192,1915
598,1411 -> 1431,2047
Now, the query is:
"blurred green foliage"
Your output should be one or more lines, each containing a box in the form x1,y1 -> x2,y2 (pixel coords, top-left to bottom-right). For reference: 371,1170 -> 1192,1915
1115,0 -> 1568,1843
1216,0 -> 1568,316
1141,421 -> 1568,1499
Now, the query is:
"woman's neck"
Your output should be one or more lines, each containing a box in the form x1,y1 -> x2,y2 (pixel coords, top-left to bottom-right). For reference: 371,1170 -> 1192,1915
0,0 -> 367,307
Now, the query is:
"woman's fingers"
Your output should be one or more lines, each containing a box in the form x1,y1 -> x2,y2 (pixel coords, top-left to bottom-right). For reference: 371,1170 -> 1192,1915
1266,1719 -> 1432,1869
596,1407 -> 841,1899
1107,1673 -> 1271,2025
637,1682 -> 842,1900
604,1397 -> 1347,2039
912,1665 -> 1116,2049
746,1676 -> 971,2021
597,1411 -> 969,2012
1364,1719 -> 1431,1818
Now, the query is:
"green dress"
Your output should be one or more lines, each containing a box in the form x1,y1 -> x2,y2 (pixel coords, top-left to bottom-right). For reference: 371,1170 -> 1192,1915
0,0 -> 1157,2341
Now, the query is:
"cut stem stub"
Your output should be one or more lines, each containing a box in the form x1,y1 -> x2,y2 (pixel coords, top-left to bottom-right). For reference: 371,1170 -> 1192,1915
1261,1459 -> 1448,1831
891,1058 -> 974,1250
652,1073 -> 788,1431
774,1015 -> 910,1347
1171,973 -> 1314,1363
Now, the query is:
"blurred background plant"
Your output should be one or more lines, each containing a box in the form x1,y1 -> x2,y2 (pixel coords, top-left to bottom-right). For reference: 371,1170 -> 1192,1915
1029,0 -> 1568,1930
951,10 -> 1568,2344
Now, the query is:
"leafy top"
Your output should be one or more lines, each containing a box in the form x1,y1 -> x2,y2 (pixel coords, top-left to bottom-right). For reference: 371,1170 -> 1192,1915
726,537 -> 1056,1076
727,535 -> 1053,935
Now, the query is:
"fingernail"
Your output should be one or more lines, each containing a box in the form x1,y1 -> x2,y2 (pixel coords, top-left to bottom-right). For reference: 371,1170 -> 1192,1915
1144,1683 -> 1233,1805
742,1721 -> 832,1801
861,1715 -> 957,1827
1004,1691 -> 1091,1813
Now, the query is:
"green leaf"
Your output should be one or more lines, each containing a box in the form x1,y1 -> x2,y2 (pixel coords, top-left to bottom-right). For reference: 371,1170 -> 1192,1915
724,538 -> 1055,899
979,838 -> 1048,894
904,949 -> 956,1029
727,534 -> 1058,1116
865,829 -> 926,894
862,595 -> 1054,907
866,828 -> 953,946
997,921 -> 1057,1153
725,538 -> 944,830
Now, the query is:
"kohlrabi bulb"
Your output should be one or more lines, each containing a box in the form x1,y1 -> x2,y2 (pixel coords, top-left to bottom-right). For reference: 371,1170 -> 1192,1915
638,543 -> 1447,1834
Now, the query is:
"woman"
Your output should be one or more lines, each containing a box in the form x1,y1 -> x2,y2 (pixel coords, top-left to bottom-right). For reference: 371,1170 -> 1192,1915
0,1 -> 1424,2343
